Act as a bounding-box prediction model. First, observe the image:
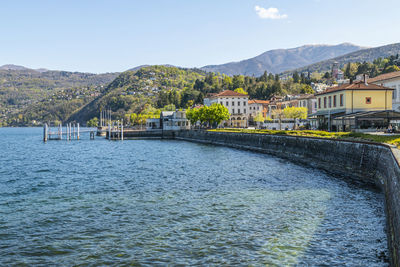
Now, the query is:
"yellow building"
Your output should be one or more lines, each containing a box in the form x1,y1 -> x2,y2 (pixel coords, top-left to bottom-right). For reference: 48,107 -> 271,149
312,80 -> 394,131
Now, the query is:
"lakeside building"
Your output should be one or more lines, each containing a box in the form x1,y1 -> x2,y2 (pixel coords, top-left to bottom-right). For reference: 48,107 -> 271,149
311,76 -> 394,131
368,71 -> 400,111
296,94 -> 317,116
248,99 -> 270,127
203,90 -> 249,127
146,110 -> 190,131
248,99 -> 269,117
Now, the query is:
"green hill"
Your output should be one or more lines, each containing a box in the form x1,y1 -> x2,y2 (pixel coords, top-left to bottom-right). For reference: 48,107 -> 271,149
0,68 -> 119,126
68,66 -> 207,124
69,65 -> 309,125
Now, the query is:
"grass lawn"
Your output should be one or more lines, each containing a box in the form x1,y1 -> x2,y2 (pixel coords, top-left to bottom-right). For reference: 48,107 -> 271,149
208,128 -> 400,148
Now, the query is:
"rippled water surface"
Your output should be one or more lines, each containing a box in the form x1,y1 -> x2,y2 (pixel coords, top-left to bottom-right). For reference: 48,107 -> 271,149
0,128 -> 388,266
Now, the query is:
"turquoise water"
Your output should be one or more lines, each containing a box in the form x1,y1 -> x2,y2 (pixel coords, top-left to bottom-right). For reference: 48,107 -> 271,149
0,128 -> 388,266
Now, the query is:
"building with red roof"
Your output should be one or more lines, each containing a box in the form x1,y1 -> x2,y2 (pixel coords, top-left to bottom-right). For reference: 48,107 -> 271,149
368,71 -> 400,111
203,90 -> 249,127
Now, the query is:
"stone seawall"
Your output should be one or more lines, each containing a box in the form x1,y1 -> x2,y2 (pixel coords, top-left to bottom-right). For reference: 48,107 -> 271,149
175,130 -> 400,266
108,130 -> 176,139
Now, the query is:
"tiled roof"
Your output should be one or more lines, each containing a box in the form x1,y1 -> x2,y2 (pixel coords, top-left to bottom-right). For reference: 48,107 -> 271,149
248,100 -> 270,104
205,93 -> 217,97
315,81 -> 393,95
368,71 -> 400,83
212,90 -> 248,97
296,94 -> 315,100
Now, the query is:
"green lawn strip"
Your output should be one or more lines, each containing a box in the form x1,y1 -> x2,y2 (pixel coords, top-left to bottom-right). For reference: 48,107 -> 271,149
208,129 -> 400,147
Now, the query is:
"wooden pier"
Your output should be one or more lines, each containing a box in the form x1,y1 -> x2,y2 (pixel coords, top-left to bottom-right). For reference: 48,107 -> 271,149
43,122 -> 95,142
42,108 -> 159,142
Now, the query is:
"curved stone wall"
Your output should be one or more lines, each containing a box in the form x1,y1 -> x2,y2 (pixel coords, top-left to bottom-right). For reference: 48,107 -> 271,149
175,130 -> 400,266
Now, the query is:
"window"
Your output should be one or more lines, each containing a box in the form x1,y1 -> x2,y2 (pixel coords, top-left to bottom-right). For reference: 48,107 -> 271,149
232,101 -> 235,106
238,109 -> 241,114
340,94 -> 344,106
393,86 -> 397,99
243,101 -> 246,106
324,97 -> 327,108
318,98 -> 321,109
366,97 -> 372,104
226,101 -> 229,106
232,108 -> 235,114
238,101 -> 241,106
333,95 -> 337,107
328,96 -> 332,108
244,108 -> 246,114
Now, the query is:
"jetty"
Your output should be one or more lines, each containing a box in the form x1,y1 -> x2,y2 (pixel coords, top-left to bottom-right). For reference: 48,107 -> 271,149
43,122 -> 96,142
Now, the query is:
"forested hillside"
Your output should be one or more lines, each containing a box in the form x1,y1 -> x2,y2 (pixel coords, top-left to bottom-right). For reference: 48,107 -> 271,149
0,68 -> 118,126
69,65 -> 316,124
342,55 -> 400,79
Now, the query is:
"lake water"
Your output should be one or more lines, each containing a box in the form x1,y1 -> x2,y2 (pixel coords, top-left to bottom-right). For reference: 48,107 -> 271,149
0,128 -> 388,266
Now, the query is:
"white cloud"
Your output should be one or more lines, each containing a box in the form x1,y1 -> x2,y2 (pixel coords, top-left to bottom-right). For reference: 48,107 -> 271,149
254,6 -> 288,20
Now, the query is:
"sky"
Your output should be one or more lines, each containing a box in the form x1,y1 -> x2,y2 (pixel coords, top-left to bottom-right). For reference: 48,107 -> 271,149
1,0 -> 400,73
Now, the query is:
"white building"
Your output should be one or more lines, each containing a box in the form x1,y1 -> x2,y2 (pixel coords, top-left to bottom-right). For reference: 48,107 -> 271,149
146,110 -> 190,131
368,71 -> 400,111
204,90 -> 249,127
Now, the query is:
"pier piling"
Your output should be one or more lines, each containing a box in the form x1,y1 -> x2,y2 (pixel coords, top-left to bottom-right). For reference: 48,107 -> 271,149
43,123 -> 48,142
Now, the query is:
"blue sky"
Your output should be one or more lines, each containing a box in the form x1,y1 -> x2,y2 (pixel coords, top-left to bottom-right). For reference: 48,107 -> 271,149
1,0 -> 399,73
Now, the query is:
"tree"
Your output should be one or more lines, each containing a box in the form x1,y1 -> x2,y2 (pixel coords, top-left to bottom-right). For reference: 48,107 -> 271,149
283,107 -> 307,120
271,109 -> 284,130
254,112 -> 265,128
382,65 -> 400,74
186,107 -> 200,125
283,106 -> 307,129
87,117 -> 98,127
187,104 -> 229,128
186,100 -> 194,109
259,71 -> 268,82
344,63 -> 358,79
207,103 -> 230,126
300,73 -> 306,84
130,113 -> 137,125
142,104 -> 161,118
323,72 -> 331,79
234,88 -> 248,95
292,71 -> 300,83
300,84 -> 314,94
222,75 -> 233,89
232,75 -> 245,89
162,104 -> 176,111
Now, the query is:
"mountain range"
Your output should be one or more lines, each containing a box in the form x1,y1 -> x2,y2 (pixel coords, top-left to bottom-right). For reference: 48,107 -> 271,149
200,43 -> 367,76
2,41 -> 400,126
285,42 -> 400,75
0,64 -> 49,73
